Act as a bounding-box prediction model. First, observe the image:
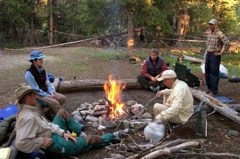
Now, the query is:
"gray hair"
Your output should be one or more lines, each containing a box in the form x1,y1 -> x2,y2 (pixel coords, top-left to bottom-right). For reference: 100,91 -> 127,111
150,49 -> 159,55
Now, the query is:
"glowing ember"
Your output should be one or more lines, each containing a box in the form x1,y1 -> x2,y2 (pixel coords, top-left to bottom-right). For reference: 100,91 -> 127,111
103,75 -> 126,119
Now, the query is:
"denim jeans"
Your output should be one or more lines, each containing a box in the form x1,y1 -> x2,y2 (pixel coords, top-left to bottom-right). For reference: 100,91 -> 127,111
205,52 -> 221,94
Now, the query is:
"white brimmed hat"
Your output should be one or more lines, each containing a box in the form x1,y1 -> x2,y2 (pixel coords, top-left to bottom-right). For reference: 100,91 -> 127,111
158,70 -> 177,81
208,19 -> 218,24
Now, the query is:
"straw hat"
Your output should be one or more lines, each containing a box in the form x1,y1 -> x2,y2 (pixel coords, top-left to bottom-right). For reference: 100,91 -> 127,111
15,86 -> 38,104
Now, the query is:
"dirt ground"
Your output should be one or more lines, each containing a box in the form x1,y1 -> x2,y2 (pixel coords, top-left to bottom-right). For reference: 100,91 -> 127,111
1,47 -> 240,159
62,60 -> 240,159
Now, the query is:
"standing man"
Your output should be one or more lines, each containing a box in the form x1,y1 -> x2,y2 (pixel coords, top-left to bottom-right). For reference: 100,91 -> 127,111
14,86 -> 129,156
137,49 -> 168,93
205,19 -> 230,96
25,50 -> 66,114
153,70 -> 193,125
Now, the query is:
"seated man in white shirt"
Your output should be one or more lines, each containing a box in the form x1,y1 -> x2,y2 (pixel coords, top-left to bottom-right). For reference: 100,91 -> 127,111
153,70 -> 194,125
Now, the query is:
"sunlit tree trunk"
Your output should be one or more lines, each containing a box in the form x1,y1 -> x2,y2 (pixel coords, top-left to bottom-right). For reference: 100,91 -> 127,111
49,0 -> 53,45
176,8 -> 190,36
212,0 -> 217,16
127,10 -> 134,57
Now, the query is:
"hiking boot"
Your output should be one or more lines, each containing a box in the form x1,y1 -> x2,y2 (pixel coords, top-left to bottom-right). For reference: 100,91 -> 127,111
149,86 -> 157,93
206,89 -> 211,94
209,92 -> 217,97
113,128 -> 130,139
156,86 -> 160,92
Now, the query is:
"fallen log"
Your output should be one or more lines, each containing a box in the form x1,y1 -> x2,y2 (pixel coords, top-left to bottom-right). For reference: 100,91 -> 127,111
190,88 -> 240,124
141,141 -> 200,159
56,79 -> 143,93
173,152 -> 240,159
126,139 -> 205,159
227,104 -> 240,111
181,54 -> 204,63
40,32 -> 127,49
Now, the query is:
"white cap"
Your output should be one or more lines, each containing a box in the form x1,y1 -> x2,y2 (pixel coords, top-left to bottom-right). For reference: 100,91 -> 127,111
208,19 -> 218,24
158,70 -> 177,81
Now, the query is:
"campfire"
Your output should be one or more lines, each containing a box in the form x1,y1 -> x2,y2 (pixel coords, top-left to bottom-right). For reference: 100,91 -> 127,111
103,74 -> 126,119
71,75 -> 153,130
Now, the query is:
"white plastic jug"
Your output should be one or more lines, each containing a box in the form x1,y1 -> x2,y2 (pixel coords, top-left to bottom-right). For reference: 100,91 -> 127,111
144,122 -> 165,144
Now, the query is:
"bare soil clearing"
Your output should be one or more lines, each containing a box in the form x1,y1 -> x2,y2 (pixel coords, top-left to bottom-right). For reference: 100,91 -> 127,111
0,47 -> 240,158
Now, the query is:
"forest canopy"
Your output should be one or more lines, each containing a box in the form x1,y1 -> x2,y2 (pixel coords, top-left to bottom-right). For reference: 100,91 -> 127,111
0,0 -> 239,48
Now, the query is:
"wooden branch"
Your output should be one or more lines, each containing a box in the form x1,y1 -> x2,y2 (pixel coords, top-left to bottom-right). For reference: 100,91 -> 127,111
39,32 -> 127,49
127,139 -> 205,159
140,140 -> 201,159
181,54 -> 204,63
190,88 -> 240,124
173,152 -> 240,159
152,139 -> 203,152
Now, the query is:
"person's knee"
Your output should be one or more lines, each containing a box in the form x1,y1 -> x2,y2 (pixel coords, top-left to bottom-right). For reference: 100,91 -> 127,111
153,104 -> 160,115
56,109 -> 71,121
50,103 -> 63,113
58,95 -> 66,105
137,75 -> 143,81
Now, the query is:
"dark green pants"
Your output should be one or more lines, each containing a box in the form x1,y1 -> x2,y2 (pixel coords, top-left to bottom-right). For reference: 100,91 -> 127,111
137,74 -> 162,89
47,115 -> 116,156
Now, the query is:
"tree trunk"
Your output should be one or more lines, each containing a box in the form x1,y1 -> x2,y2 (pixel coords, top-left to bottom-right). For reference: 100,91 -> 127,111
127,10 -> 134,57
30,11 -> 34,46
176,8 -> 190,36
49,0 -> 53,45
72,0 -> 76,34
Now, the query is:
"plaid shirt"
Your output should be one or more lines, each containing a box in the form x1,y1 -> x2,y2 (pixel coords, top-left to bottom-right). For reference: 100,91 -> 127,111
206,29 -> 230,54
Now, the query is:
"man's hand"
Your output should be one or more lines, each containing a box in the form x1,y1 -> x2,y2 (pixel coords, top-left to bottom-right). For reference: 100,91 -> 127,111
151,76 -> 158,82
63,133 -> 77,143
156,91 -> 162,97
43,137 -> 52,147
214,51 -> 222,56
50,93 -> 56,99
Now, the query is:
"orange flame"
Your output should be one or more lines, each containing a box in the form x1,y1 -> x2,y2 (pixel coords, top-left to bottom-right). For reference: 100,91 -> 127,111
103,75 -> 126,119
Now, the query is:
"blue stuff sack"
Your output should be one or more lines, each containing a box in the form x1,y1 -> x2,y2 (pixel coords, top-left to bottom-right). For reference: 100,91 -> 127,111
48,74 -> 55,83
0,104 -> 19,122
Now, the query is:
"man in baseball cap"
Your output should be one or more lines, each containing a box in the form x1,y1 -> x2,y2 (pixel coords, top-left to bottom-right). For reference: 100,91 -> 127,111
205,18 -> 230,96
153,70 -> 193,125
208,18 -> 218,25
157,70 -> 177,82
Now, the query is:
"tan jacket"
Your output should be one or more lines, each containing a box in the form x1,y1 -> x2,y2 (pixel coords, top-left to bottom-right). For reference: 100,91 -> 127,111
15,105 -> 64,153
156,79 -> 193,124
